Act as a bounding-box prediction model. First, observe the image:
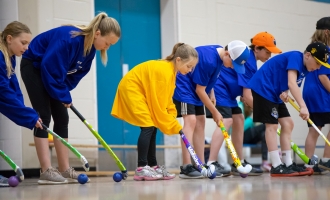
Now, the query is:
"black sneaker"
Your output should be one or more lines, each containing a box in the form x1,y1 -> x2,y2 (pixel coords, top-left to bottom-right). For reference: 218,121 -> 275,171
0,175 -> 9,187
231,160 -> 263,176
209,161 -> 230,177
287,162 -> 311,176
270,164 -> 299,177
312,164 -> 329,175
179,164 -> 203,179
318,159 -> 330,171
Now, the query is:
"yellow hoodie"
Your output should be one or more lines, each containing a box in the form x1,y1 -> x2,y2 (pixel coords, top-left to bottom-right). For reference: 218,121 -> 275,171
111,60 -> 182,135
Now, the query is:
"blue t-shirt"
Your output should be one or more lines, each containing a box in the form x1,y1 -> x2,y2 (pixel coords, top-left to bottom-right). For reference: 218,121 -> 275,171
173,45 -> 223,106
248,51 -> 309,104
215,50 -> 257,107
23,26 -> 96,104
303,66 -> 330,113
0,51 -> 39,129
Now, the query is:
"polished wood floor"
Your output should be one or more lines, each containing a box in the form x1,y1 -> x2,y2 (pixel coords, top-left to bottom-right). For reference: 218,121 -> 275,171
0,173 -> 330,200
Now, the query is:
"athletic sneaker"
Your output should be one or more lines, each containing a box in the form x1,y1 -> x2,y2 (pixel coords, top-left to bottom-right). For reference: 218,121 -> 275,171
38,167 -> 68,185
231,160 -> 263,176
153,165 -> 176,180
311,164 -> 329,175
179,164 -> 203,179
134,165 -> 162,181
0,175 -> 9,187
209,161 -> 230,177
287,162 -> 312,176
318,159 -> 330,171
270,164 -> 299,177
61,167 -> 90,183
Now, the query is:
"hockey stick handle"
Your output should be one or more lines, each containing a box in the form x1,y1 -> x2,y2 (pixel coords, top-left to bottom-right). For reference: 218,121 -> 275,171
70,105 -> 85,121
288,98 -> 330,146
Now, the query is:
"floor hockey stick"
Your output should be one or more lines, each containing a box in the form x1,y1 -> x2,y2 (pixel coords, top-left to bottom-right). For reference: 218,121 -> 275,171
179,130 -> 215,178
70,105 -> 128,179
41,124 -> 89,171
277,129 -> 318,165
0,150 -> 24,182
288,98 -> 330,146
218,121 -> 252,174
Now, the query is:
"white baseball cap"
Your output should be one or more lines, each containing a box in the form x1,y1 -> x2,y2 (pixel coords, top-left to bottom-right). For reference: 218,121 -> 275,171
228,40 -> 250,74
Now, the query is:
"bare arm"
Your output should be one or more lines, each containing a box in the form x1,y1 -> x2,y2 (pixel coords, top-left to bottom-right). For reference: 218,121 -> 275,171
196,84 -> 223,123
242,88 -> 253,108
319,74 -> 330,93
288,70 -> 309,120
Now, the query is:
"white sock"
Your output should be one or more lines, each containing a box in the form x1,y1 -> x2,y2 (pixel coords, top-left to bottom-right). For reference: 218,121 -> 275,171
281,150 -> 292,166
269,150 -> 282,168
207,161 -> 216,166
321,158 -> 330,162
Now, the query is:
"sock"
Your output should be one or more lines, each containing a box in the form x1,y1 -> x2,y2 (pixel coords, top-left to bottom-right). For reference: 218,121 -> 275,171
281,150 -> 293,166
241,159 -> 245,164
321,158 -> 330,162
207,161 -> 215,166
269,150 -> 282,168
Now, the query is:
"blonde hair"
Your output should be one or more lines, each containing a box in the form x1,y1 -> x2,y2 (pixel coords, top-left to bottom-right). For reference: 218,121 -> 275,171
311,29 -> 330,46
165,43 -> 198,62
0,21 -> 31,77
68,12 -> 121,65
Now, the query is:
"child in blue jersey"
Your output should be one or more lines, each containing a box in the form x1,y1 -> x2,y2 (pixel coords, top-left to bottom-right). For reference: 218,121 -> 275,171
303,17 -> 330,174
206,32 -> 281,177
0,21 -> 42,187
20,12 -> 120,185
248,42 -> 330,177
173,40 -> 250,179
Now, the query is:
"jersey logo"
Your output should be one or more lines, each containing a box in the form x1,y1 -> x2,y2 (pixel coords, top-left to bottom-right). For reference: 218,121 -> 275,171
271,107 -> 278,119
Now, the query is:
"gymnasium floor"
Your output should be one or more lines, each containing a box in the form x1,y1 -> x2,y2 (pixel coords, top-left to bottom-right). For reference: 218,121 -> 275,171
0,174 -> 330,200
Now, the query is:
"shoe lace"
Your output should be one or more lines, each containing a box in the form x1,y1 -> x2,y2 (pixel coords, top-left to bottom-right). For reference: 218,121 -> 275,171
144,166 -> 158,176
212,161 -> 224,170
67,167 -> 77,178
49,168 -> 62,178
157,165 -> 170,176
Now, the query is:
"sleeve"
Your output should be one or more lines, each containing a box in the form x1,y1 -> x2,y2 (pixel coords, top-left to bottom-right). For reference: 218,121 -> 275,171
191,62 -> 213,86
148,79 -> 182,135
39,39 -> 72,104
166,86 -> 177,118
65,50 -> 95,91
286,52 -> 301,72
10,74 -> 24,103
0,61 -> 39,129
238,62 -> 257,88
318,66 -> 330,76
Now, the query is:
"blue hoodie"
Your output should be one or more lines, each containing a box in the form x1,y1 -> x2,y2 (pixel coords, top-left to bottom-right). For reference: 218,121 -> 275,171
23,26 -> 96,104
0,51 -> 38,129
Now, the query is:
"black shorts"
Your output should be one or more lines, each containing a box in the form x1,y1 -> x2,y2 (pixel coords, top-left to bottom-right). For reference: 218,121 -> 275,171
252,90 -> 290,124
173,99 -> 205,117
206,106 -> 242,118
308,112 -> 330,127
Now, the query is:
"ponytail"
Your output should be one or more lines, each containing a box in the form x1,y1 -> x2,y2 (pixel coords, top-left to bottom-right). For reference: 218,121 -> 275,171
165,43 -> 198,62
68,12 -> 121,65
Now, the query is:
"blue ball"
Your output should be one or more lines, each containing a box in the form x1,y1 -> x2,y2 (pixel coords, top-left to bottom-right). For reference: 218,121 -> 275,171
113,172 -> 123,182
78,174 -> 89,184
208,172 -> 216,179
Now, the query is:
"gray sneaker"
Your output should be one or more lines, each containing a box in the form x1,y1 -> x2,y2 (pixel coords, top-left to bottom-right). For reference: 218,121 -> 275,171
38,167 -> 68,185
0,175 -> 9,187
61,167 -> 90,183
210,161 -> 231,177
153,165 -> 176,180
319,159 -> 330,171
133,165 -> 163,181
179,164 -> 203,179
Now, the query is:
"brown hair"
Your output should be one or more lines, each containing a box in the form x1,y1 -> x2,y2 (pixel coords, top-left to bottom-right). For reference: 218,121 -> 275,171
310,29 -> 330,46
0,21 -> 31,77
165,43 -> 198,62
68,12 -> 121,65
